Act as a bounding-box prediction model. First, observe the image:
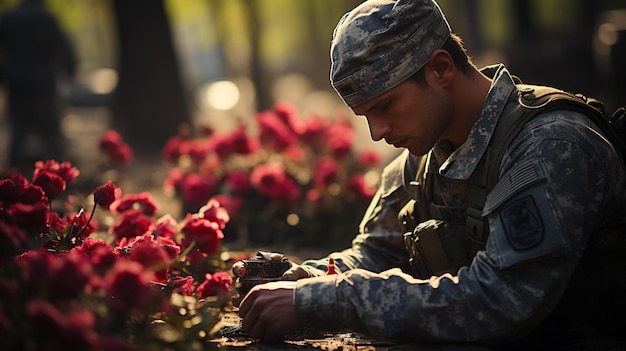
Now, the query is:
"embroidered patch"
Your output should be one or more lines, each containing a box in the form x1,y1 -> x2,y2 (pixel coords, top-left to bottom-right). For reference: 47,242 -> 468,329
500,195 -> 544,251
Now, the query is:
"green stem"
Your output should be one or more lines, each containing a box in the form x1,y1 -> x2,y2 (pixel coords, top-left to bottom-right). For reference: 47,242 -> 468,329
64,207 -> 83,239
179,239 -> 197,261
76,205 -> 96,238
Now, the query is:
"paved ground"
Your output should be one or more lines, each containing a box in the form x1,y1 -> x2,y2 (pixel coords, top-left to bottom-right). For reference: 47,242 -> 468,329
208,311 -> 497,351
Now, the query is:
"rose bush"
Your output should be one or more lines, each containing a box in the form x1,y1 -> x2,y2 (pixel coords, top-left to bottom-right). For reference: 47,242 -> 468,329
162,100 -> 381,246
0,100 -> 385,349
0,160 -> 235,350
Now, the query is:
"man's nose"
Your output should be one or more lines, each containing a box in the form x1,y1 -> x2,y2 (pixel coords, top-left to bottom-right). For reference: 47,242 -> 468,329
367,120 -> 390,142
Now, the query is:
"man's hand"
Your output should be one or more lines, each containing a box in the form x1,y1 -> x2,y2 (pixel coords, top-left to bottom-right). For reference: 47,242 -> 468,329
282,262 -> 325,280
238,281 -> 302,342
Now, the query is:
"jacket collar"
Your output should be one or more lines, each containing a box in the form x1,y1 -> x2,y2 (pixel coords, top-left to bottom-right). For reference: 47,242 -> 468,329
438,64 -> 517,179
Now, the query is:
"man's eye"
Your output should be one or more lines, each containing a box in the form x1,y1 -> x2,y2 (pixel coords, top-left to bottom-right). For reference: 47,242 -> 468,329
377,102 -> 391,111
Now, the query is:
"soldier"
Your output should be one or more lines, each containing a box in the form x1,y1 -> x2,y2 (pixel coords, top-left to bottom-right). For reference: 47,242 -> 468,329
239,0 -> 626,349
0,0 -> 76,171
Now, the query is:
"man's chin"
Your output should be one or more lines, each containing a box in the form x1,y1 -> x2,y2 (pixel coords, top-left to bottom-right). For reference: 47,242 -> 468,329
406,146 -> 429,157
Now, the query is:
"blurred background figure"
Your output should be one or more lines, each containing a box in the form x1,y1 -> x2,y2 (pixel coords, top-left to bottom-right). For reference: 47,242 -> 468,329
0,0 -> 75,173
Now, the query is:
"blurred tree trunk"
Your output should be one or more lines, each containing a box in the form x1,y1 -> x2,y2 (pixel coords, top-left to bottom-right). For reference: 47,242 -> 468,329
305,0 -> 365,91
111,0 -> 190,158
244,0 -> 272,112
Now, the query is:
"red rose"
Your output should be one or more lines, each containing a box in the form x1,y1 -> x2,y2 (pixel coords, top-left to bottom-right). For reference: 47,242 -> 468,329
67,210 -> 99,239
256,110 -> 298,151
230,124 -> 260,155
188,139 -> 211,165
269,177 -> 301,205
210,194 -> 242,220
99,130 -> 133,165
0,221 -> 28,262
283,144 -> 305,162
48,252 -> 92,301
124,234 -> 179,283
47,211 -> 67,233
162,135 -> 186,162
93,181 -> 121,209
104,260 -> 155,311
99,129 -> 121,148
8,202 -> 49,230
163,167 -> 185,195
357,149 -> 382,167
226,170 -> 251,194
273,100 -> 303,135
151,214 -> 178,238
300,115 -> 327,143
326,119 -> 354,159
250,162 -> 285,190
71,237 -> 110,255
306,188 -> 321,202
251,163 -> 301,204
313,157 -> 338,188
111,142 -> 133,165
180,214 -> 223,256
167,275 -> 195,296
26,301 -> 98,350
184,248 -> 207,269
199,198 -> 230,230
56,161 -> 80,183
15,249 -> 55,295
209,133 -> 235,159
179,173 -> 214,207
346,173 -> 376,200
0,178 -> 19,203
110,209 -> 152,243
32,170 -> 66,200
17,184 -> 45,205
33,160 -> 79,183
1,172 -> 28,193
109,191 -> 160,216
197,271 -> 232,298
70,238 -> 116,272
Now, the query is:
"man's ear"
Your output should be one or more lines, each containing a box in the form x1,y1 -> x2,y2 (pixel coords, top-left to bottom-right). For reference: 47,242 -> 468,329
425,50 -> 454,85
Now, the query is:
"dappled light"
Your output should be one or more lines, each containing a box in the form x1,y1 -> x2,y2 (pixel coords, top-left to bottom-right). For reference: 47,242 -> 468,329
1,0 -> 625,350
201,80 -> 240,111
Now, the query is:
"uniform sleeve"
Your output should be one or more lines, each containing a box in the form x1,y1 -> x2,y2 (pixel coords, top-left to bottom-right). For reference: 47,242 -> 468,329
294,111 -> 622,343
300,149 -> 416,275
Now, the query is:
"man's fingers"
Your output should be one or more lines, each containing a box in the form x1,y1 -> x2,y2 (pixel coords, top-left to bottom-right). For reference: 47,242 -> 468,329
248,317 -> 267,341
240,309 -> 258,333
282,265 -> 313,280
244,302 -> 288,343
282,266 -> 306,280
238,288 -> 258,318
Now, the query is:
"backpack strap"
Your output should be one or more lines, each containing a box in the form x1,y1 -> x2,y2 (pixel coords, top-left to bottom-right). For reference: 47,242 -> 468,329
465,84 -> 622,256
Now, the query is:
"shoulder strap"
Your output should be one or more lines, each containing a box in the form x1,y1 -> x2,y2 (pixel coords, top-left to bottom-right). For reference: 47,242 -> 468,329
466,84 -> 623,255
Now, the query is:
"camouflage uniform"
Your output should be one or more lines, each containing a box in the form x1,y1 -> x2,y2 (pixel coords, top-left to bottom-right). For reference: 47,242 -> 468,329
293,64 -> 626,348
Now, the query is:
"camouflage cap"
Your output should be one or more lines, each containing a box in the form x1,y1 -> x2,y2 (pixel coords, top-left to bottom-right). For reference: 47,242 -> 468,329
330,0 -> 451,107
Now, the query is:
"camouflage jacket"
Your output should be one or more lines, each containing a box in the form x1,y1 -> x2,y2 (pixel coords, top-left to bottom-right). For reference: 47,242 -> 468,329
293,64 -> 626,346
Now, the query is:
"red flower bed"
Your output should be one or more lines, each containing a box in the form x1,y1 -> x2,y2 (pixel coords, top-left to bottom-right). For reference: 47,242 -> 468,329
0,100 -> 384,349
0,160 -> 234,350
162,100 -> 381,246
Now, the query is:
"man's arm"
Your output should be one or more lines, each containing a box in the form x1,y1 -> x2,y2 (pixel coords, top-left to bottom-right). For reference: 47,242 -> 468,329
293,112 -> 624,343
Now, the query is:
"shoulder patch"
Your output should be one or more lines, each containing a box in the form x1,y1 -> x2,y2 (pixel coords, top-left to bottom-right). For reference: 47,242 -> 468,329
500,195 -> 544,251
483,159 -> 545,215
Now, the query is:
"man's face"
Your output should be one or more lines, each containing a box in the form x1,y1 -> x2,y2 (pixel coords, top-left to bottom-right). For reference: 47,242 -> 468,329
351,78 -> 453,156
